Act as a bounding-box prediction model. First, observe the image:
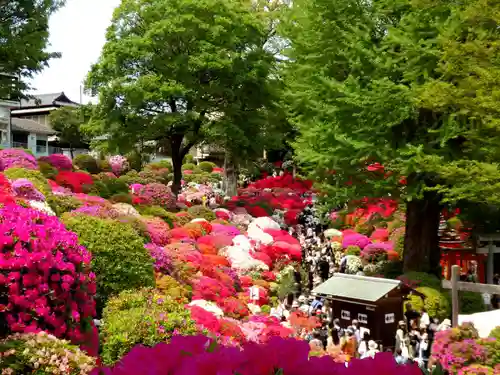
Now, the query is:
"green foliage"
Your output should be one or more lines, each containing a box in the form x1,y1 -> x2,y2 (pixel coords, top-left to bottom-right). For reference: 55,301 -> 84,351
173,212 -> 194,226
118,170 -> 157,185
283,0 -> 500,272
90,175 -> 129,199
260,305 -> 271,314
458,291 -> 486,315
155,275 -> 191,300
0,1 -> 63,99
198,161 -> 216,173
183,154 -> 194,164
403,272 -> 442,288
182,163 -> 196,171
109,193 -> 133,204
183,171 -> 223,184
345,246 -> 361,256
354,223 -> 374,236
187,205 -> 216,221
489,326 -> 500,340
97,159 -> 112,172
100,288 -> 198,365
4,167 -> 51,196
86,0 -> 279,194
49,107 -> 88,153
62,214 -> 155,313
136,205 -> 175,228
408,286 -> 451,321
38,161 -> 58,179
73,154 -> 99,174
0,332 -> 95,375
47,194 -> 82,216
146,160 -> 172,171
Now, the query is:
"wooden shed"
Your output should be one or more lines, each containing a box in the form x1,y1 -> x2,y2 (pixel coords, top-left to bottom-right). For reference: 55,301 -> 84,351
312,274 -> 421,350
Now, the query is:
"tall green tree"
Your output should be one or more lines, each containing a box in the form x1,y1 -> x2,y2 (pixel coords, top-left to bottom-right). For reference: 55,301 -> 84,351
283,0 -> 500,274
0,0 -> 64,99
86,0 -> 276,194
49,106 -> 88,158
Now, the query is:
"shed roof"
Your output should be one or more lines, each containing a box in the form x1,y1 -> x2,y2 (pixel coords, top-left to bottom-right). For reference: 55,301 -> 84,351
11,118 -> 56,135
312,274 -> 401,302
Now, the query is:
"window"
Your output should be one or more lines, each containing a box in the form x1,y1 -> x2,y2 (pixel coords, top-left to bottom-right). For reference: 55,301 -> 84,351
0,107 -> 8,119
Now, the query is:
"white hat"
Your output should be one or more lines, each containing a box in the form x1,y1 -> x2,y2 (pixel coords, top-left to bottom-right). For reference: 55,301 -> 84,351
298,295 -> 306,303
292,301 -> 300,308
368,340 -> 378,350
442,319 -> 451,326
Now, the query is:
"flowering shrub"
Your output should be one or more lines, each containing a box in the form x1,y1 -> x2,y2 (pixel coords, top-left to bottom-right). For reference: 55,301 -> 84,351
0,205 -> 96,341
134,183 -> 176,209
92,334 -> 422,375
361,243 -> 393,263
0,149 -> 38,171
342,233 -> 371,249
100,288 -> 198,365
55,171 -> 94,193
188,205 -> 216,221
108,155 -> 129,175
39,154 -> 73,171
73,154 -> 99,174
0,332 -> 95,375
407,286 -> 450,320
4,168 -> 51,196
431,324 -> 498,374
47,194 -> 83,216
143,217 -> 171,245
145,243 -> 173,274
11,178 -> 45,201
62,214 -> 155,312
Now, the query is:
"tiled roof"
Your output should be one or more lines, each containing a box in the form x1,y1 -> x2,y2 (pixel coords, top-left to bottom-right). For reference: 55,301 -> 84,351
11,118 -> 56,135
20,92 -> 77,107
312,274 -> 401,302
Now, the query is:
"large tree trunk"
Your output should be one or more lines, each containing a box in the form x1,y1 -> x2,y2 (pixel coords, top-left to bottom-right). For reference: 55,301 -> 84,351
403,193 -> 442,276
224,150 -> 238,197
170,138 -> 183,196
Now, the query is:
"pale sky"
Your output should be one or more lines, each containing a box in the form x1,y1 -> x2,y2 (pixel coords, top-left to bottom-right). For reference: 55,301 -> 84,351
30,0 -> 121,104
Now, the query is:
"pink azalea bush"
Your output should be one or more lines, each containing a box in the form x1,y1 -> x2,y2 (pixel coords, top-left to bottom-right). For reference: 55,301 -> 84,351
91,334 -> 422,375
108,155 -> 129,175
0,204 -> 96,342
342,233 -> 371,249
11,178 -> 45,201
0,149 -> 38,171
134,183 -> 176,209
39,154 -> 73,171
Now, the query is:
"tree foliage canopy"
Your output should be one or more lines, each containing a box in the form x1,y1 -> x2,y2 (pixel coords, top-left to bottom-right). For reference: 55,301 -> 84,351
284,0 -> 500,208
86,0 -> 278,192
48,106 -> 89,155
0,0 -> 64,99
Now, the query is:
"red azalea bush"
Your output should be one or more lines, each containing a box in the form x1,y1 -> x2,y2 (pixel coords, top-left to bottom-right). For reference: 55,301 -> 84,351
39,154 -> 73,171
220,297 -> 250,319
192,276 -> 235,303
134,183 -> 176,209
55,171 -> 94,193
91,334 -> 422,375
0,204 -> 96,342
0,149 -> 38,171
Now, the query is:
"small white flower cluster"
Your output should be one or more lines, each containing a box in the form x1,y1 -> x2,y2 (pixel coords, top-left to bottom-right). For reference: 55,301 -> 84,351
1,331 -> 95,375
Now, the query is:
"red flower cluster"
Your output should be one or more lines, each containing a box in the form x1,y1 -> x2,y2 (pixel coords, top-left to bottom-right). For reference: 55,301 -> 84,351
55,171 -> 94,193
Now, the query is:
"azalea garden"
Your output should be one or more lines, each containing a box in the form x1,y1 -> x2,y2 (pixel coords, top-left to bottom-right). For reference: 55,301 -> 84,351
3,0 -> 500,374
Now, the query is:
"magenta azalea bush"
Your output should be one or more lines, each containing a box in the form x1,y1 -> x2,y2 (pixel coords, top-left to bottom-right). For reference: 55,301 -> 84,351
39,154 -> 73,171
135,183 -> 176,208
11,178 -> 45,201
0,149 -> 38,171
91,334 -> 421,375
0,204 -> 96,342
342,233 -> 371,249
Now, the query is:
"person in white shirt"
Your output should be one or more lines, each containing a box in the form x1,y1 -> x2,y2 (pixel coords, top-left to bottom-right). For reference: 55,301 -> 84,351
420,308 -> 430,327
362,340 -> 379,359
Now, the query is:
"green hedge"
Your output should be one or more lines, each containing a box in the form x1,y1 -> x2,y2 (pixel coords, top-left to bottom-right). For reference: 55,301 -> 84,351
47,194 -> 82,216
136,205 -> 175,228
187,205 -> 216,221
4,168 -> 51,196
458,291 -> 486,314
182,163 -> 196,171
73,154 -> 99,174
198,161 -> 216,173
38,161 -> 58,179
100,288 -> 198,365
62,214 -> 155,313
407,286 -> 451,321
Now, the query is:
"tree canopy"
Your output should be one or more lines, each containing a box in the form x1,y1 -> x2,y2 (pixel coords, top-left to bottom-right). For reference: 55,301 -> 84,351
0,0 -> 64,99
283,0 -> 500,273
49,106 -> 89,158
86,0 -> 278,194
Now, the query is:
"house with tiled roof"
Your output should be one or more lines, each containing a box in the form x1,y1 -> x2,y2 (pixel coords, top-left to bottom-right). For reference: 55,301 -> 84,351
9,92 -> 80,156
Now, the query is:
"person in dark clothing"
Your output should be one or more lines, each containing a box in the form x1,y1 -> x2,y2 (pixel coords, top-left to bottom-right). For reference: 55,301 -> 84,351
331,318 -> 344,346
404,303 -> 420,330
318,256 -> 330,282
293,264 -> 302,297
